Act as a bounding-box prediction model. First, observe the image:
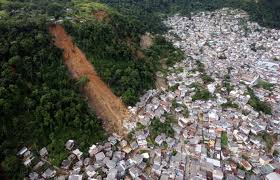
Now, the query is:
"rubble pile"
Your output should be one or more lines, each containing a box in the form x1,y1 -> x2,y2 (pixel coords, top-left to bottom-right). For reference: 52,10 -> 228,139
18,8 -> 280,180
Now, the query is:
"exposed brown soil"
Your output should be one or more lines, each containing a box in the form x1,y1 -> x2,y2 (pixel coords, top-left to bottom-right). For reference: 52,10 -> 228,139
93,10 -> 108,22
49,24 -> 130,136
155,76 -> 168,90
126,37 -> 145,60
155,59 -> 168,90
135,49 -> 145,59
140,33 -> 153,49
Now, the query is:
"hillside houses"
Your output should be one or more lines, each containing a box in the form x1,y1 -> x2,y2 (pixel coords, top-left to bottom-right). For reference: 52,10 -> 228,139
17,8 -> 280,180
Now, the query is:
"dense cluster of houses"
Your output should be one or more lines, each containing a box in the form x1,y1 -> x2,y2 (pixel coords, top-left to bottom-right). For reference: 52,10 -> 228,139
18,8 -> 280,180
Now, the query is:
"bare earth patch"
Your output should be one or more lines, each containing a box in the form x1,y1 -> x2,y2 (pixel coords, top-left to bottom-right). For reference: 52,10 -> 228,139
140,33 -> 153,49
126,36 -> 145,60
135,49 -> 145,59
93,10 -> 108,22
49,24 -> 130,136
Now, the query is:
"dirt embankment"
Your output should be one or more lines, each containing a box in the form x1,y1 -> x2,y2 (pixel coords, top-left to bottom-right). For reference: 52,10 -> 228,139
49,24 -> 130,136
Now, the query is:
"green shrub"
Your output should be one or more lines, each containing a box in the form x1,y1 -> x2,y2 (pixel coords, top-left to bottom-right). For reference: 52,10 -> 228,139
195,60 -> 205,73
259,132 -> 275,152
182,106 -> 189,118
255,80 -> 274,91
223,81 -> 234,94
171,99 -> 180,109
221,101 -> 239,109
192,87 -> 212,101
202,73 -> 214,84
76,75 -> 89,86
172,149 -> 177,156
149,115 -> 175,140
247,87 -> 272,114
169,83 -> 179,91
136,122 -> 145,130
1,155 -> 28,179
221,132 -> 228,149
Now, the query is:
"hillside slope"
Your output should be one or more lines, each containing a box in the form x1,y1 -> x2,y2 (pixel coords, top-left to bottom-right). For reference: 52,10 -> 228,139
49,24 -> 130,136
0,1 -> 183,179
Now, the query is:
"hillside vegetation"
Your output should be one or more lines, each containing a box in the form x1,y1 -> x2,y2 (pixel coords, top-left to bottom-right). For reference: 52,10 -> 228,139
99,0 -> 280,30
0,0 -> 182,178
0,0 -> 279,179
64,1 -> 183,105
0,15 -> 107,179
0,1 -> 99,178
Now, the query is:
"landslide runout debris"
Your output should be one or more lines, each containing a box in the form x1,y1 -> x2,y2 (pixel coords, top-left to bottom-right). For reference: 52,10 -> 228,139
49,24 -> 130,136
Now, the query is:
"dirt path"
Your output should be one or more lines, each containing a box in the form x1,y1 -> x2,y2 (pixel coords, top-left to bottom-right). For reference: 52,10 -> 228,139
49,24 -> 130,136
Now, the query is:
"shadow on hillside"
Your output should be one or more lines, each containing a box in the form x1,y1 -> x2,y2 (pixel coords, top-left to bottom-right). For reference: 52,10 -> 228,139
100,0 -> 280,31
188,0 -> 280,29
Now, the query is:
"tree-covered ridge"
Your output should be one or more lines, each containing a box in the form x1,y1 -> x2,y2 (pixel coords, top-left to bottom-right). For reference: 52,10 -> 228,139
0,9 -> 106,179
63,1 -> 184,105
1,0 -> 74,16
99,0 -> 280,31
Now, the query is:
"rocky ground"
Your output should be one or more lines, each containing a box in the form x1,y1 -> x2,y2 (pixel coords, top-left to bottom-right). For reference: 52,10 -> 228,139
21,8 -> 280,180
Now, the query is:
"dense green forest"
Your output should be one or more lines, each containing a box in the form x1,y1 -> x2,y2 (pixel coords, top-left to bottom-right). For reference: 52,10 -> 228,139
99,0 -> 280,30
0,18 -> 106,178
0,1 -> 104,179
0,0 -> 279,179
